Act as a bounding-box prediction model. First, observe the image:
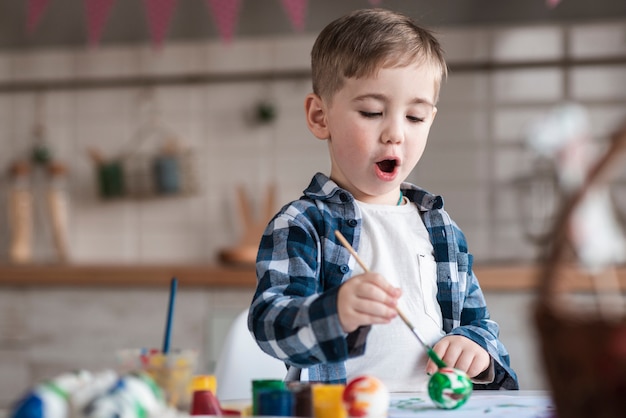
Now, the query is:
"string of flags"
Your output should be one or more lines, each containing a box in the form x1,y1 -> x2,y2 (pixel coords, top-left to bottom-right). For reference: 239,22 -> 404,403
26,0 -> 564,49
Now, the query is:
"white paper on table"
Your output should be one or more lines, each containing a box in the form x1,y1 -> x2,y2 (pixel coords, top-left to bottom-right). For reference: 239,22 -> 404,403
387,392 -> 555,417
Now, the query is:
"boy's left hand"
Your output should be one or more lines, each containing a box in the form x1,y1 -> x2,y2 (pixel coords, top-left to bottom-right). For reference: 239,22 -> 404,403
425,335 -> 490,378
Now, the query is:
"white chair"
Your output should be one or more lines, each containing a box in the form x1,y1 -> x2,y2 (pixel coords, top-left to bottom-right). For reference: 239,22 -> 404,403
214,309 -> 287,401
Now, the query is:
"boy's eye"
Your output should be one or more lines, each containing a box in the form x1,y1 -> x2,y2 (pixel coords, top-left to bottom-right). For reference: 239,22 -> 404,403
359,111 -> 382,118
407,115 -> 426,123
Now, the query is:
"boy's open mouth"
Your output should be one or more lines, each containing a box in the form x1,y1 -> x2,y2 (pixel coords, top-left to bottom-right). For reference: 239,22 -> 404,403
376,159 -> 398,173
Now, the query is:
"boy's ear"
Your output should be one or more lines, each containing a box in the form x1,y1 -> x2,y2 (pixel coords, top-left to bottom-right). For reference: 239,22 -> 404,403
304,93 -> 329,140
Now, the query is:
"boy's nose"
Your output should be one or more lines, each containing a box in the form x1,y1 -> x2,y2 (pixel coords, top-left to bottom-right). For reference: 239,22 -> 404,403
381,119 -> 404,144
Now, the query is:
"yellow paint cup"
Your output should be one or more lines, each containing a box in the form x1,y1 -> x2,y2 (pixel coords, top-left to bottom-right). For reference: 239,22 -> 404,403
312,384 -> 346,418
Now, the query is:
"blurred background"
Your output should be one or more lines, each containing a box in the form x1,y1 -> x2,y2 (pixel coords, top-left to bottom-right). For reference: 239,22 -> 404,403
0,0 -> 625,408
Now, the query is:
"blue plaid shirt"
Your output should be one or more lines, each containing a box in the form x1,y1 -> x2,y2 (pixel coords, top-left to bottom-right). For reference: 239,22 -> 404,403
249,173 -> 519,390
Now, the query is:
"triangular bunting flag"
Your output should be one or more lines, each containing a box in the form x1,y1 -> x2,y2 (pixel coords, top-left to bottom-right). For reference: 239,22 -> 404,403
26,0 -> 50,34
143,0 -> 178,49
206,0 -> 241,44
85,0 -> 117,47
281,0 -> 307,33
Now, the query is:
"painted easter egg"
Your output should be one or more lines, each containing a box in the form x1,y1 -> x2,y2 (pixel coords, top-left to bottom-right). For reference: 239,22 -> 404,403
11,370 -> 93,418
343,375 -> 390,417
427,367 -> 472,410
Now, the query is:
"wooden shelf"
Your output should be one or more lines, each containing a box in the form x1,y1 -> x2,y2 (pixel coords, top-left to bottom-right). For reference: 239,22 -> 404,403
0,263 -> 256,288
474,264 -> 626,292
0,263 -> 624,292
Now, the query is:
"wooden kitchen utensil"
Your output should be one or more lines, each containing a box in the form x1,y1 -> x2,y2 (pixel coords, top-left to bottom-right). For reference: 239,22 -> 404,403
7,158 -> 71,264
46,162 -> 70,262
219,184 -> 276,265
8,161 -> 33,264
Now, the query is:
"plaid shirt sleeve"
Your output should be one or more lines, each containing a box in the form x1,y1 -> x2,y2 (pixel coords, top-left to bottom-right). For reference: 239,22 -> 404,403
249,192 -> 370,375
449,266 -> 520,390
418,193 -> 519,390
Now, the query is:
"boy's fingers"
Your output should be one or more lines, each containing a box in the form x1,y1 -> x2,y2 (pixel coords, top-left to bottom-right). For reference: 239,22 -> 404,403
368,273 -> 402,298
425,359 -> 437,376
467,359 -> 487,379
453,354 -> 473,374
425,339 -> 451,375
352,298 -> 398,319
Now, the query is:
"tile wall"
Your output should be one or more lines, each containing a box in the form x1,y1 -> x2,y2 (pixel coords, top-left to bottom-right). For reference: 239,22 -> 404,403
0,285 -> 254,408
429,21 -> 626,262
1,21 -> 625,265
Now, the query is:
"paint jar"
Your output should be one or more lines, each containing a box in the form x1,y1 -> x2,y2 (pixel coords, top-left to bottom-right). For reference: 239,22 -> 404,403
116,348 -> 197,410
287,381 -> 315,417
189,375 -> 222,415
257,388 -> 293,416
312,384 -> 346,418
252,379 -> 286,415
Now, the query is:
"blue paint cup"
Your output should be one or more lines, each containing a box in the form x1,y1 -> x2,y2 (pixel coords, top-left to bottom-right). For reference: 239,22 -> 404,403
257,388 -> 293,416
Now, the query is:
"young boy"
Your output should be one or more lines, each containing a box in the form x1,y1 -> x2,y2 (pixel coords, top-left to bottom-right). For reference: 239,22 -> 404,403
248,8 -> 519,391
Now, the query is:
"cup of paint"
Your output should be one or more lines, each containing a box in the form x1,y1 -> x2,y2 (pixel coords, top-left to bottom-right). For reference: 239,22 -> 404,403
287,381 -> 315,417
116,348 -> 198,410
257,388 -> 293,416
252,379 -> 286,415
312,384 -> 346,418
188,375 -> 216,415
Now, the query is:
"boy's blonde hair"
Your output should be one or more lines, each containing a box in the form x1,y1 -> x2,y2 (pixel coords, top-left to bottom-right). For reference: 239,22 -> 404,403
311,8 -> 448,103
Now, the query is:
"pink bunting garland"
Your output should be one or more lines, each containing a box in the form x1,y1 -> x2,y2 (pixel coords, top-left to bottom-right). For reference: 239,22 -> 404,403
143,0 -> 178,49
26,0 -> 570,48
281,0 -> 308,33
546,0 -> 562,8
85,0 -> 117,47
26,0 -> 50,34
27,0 -> 424,46
206,0 -> 241,44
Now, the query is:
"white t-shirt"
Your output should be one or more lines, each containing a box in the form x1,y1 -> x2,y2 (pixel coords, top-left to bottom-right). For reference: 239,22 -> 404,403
345,198 -> 446,392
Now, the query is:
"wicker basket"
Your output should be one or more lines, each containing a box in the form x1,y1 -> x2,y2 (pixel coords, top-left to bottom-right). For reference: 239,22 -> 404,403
534,122 -> 626,418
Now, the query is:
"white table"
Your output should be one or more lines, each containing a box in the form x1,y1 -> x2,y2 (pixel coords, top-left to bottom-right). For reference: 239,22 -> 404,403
218,390 -> 554,418
2,391 -> 554,418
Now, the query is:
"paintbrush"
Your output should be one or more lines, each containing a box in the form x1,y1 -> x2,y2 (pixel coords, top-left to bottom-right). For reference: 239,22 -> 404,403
162,277 -> 178,354
334,230 -> 447,369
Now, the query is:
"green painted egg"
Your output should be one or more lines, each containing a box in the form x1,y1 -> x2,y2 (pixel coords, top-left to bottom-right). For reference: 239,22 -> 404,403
427,367 -> 473,409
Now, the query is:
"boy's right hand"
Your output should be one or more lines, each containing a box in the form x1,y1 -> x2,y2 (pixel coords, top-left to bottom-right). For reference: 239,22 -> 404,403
337,272 -> 401,333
